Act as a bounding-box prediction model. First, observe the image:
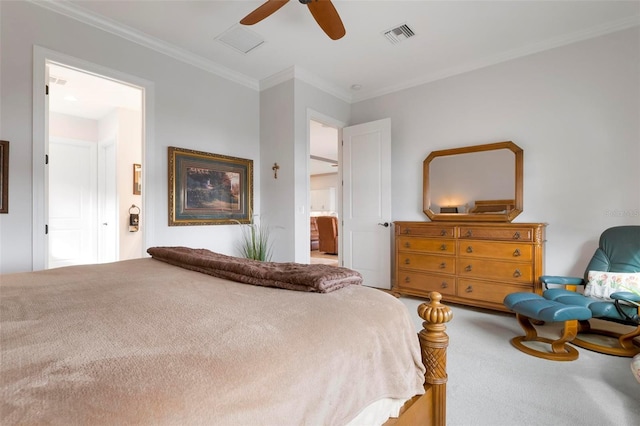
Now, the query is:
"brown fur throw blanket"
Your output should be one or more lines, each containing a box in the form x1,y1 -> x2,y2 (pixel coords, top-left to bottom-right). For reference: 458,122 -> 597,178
147,246 -> 363,293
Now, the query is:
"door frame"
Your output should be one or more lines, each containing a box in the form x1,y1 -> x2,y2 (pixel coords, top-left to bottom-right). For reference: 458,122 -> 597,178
32,46 -> 154,270
306,109 -> 345,265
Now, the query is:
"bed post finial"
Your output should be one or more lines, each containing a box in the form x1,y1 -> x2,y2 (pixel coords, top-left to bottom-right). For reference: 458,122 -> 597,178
417,291 -> 452,426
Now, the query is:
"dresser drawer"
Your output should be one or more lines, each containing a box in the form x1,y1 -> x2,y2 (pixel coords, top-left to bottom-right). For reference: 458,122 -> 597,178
457,258 -> 532,282
397,236 -> 456,254
458,226 -> 533,241
457,279 -> 532,304
393,221 -> 545,312
397,253 -> 455,274
457,241 -> 533,261
396,270 -> 456,295
396,223 -> 455,238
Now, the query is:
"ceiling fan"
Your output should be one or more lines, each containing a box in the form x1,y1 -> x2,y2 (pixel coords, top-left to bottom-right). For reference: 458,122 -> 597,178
240,0 -> 346,40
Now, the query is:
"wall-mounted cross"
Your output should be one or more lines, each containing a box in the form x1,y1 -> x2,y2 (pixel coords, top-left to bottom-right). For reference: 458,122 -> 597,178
272,162 -> 280,179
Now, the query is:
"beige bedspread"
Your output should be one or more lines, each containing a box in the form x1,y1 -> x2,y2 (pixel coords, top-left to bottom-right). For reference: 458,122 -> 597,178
0,258 -> 425,425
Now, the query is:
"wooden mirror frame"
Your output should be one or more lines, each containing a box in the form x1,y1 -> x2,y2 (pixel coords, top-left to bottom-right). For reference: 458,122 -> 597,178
423,141 -> 523,222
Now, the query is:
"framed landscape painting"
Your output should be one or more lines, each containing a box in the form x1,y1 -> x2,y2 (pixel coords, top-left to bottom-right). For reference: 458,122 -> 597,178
168,146 -> 253,226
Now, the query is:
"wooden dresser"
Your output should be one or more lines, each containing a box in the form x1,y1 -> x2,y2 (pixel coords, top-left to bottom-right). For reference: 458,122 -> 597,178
394,221 -> 546,312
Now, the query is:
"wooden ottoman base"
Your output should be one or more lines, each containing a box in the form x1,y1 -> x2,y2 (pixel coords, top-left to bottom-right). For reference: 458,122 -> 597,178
504,292 -> 593,361
511,314 -> 581,361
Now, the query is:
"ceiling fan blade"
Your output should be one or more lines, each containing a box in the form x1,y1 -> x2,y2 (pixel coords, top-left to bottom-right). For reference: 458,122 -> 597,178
240,0 -> 290,25
307,0 -> 346,40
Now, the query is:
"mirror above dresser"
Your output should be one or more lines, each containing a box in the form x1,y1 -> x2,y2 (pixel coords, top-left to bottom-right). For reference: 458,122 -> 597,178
423,141 -> 523,222
395,141 -> 544,311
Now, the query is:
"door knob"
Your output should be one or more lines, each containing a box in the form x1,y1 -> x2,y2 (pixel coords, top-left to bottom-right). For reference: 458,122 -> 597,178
378,222 -> 390,227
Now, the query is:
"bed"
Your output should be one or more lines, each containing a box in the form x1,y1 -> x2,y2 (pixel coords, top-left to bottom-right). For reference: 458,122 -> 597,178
0,247 -> 451,425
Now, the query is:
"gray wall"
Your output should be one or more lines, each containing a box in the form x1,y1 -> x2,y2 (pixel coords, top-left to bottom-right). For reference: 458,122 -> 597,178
0,2 -> 260,273
351,27 -> 640,276
259,78 -> 350,263
2,2 -> 637,277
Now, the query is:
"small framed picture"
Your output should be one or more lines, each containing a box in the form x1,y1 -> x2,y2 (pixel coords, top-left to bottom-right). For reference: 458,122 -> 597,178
0,140 -> 8,214
133,163 -> 142,195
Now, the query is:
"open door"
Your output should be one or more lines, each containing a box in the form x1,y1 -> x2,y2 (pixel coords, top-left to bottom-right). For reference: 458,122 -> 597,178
341,118 -> 392,289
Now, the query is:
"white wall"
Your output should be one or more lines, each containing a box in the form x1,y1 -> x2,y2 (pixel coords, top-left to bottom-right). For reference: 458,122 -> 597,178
310,174 -> 339,192
351,27 -> 640,277
0,2 -> 259,273
259,78 -> 350,262
259,80 -> 296,262
50,112 -> 99,141
107,108 -> 142,260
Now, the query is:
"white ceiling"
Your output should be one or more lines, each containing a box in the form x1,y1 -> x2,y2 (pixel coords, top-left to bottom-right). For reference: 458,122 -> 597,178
309,120 -> 339,175
45,0 -> 639,103
41,1 -> 639,175
48,63 -> 142,119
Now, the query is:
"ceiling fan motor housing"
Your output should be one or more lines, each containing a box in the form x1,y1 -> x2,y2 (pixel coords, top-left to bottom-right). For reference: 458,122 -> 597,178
242,0 -> 345,40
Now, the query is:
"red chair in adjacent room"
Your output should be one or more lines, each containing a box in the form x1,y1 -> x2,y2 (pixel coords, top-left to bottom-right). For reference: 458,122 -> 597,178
316,216 -> 338,255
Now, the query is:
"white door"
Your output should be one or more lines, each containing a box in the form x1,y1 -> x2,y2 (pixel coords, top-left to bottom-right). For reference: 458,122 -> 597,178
48,139 -> 98,268
342,118 -> 392,289
98,141 -> 118,263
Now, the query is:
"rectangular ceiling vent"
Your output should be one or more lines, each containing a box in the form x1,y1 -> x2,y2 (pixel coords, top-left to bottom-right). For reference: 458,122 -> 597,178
383,23 -> 415,45
216,25 -> 264,54
49,76 -> 68,85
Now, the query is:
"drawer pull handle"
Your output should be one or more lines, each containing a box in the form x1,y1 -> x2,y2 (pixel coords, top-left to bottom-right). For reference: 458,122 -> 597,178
440,229 -> 447,236
466,230 -> 473,237
513,249 -> 521,257
404,229 -> 411,234
404,276 -> 411,283
513,269 -> 522,278
465,265 -> 472,272
404,258 -> 411,265
465,286 -> 473,293
441,282 -> 448,289
440,244 -> 447,251
404,242 -> 411,248
513,231 -> 521,240
466,246 -> 473,253
439,262 -> 447,269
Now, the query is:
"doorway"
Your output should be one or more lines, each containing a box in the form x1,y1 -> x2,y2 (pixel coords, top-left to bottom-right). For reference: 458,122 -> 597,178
309,119 -> 339,267
33,47 -> 148,270
47,63 -> 142,268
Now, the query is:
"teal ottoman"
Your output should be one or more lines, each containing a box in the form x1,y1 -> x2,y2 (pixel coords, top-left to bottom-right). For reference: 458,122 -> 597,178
504,292 -> 592,361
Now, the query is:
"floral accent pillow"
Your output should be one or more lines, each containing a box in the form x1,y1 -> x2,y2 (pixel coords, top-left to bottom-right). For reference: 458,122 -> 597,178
632,354 -> 640,384
584,271 -> 640,300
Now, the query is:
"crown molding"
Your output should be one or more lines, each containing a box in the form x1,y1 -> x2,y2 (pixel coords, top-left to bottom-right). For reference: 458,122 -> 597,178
260,66 -> 352,103
352,15 -> 640,103
259,66 -> 296,91
29,1 -> 640,105
30,0 -> 259,91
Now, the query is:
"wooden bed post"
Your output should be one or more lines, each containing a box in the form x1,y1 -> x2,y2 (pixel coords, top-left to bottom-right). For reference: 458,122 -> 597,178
417,291 -> 452,426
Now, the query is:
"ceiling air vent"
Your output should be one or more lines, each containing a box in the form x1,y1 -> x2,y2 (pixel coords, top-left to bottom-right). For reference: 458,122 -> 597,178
49,76 -> 68,85
216,25 -> 264,54
383,23 -> 415,44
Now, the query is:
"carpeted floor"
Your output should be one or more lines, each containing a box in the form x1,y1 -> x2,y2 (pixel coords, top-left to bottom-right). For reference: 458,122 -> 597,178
399,296 -> 640,426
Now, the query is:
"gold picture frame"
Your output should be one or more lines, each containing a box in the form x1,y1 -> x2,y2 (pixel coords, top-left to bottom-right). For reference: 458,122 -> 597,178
0,140 -> 8,214
133,163 -> 142,195
168,146 -> 253,226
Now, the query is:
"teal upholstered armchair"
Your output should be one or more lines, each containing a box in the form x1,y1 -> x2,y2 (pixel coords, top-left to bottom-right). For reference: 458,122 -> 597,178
541,226 -> 640,357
